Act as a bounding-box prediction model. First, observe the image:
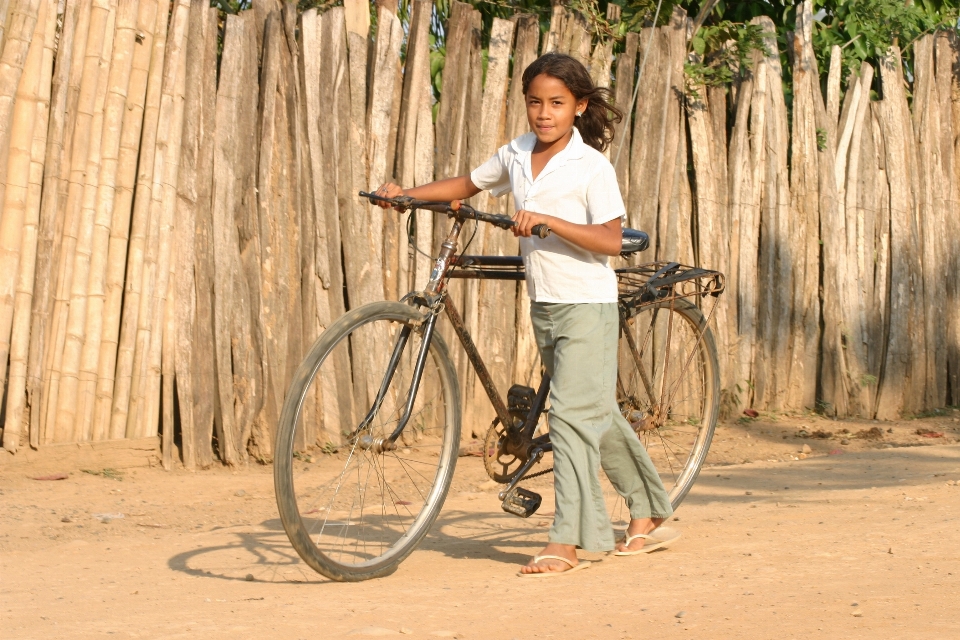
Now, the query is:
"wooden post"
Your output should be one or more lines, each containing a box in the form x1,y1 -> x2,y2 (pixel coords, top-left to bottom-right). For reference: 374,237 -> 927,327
874,47 -> 926,419
611,31 -> 637,196
469,16 -> 515,433
912,35 -> 947,410
784,0 -> 821,412
394,0 -> 434,292
935,31 -> 960,405
508,14 -> 539,389
173,0 -> 217,467
366,7 -> 402,300
210,11 -> 261,464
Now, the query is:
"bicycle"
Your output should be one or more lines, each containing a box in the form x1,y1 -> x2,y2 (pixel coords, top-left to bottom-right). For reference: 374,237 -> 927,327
274,192 -> 725,581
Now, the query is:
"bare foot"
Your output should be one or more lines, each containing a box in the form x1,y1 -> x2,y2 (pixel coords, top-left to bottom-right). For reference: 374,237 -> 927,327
519,542 -> 579,575
614,517 -> 666,553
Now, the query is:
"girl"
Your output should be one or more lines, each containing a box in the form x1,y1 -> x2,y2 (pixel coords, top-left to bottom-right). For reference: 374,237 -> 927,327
373,52 -> 675,577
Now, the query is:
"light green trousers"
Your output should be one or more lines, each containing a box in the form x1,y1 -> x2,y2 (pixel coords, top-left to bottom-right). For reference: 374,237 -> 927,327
531,301 -> 673,552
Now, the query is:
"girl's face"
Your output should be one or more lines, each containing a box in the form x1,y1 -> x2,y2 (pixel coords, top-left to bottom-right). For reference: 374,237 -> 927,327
525,73 -> 588,147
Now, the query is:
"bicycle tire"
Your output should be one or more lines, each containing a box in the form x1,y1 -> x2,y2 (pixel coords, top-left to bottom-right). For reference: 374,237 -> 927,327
616,298 -> 719,510
274,301 -> 461,582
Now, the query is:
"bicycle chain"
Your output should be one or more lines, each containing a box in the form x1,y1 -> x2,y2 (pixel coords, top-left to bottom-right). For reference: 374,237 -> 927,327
521,466 -> 554,481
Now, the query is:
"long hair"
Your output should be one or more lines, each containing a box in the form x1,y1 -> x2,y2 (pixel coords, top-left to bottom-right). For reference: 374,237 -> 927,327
521,52 -> 623,152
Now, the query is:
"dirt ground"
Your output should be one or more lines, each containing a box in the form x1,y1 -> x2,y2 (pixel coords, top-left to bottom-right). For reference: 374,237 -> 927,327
3,410 -> 960,639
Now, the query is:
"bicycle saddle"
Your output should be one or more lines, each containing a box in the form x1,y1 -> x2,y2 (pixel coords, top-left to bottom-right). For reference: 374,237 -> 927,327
621,228 -> 650,256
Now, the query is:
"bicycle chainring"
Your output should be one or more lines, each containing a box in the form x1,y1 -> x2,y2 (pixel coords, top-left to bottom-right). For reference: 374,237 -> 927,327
482,419 -> 528,484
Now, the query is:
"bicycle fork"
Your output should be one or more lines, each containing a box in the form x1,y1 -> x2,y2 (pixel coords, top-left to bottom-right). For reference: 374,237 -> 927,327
352,310 -> 440,454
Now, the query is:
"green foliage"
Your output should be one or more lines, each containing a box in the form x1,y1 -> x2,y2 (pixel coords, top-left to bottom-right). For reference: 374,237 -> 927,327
684,20 -> 771,92
812,0 -> 958,77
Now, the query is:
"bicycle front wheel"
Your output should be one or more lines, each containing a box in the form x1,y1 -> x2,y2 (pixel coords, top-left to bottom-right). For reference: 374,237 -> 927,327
616,298 -> 719,509
274,301 -> 461,582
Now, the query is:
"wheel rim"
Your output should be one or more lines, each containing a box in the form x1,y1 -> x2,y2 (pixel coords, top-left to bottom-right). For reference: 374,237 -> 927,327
615,300 -> 717,509
284,311 -> 457,572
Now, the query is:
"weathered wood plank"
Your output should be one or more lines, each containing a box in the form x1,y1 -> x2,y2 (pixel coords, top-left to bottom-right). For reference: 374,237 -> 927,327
875,47 -> 926,419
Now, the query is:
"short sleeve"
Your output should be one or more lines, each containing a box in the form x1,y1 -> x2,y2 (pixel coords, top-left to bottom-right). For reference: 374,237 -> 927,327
470,147 -> 512,197
585,160 -> 626,225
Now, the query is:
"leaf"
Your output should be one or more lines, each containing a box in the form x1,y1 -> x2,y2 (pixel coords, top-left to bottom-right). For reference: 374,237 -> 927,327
692,34 -> 706,56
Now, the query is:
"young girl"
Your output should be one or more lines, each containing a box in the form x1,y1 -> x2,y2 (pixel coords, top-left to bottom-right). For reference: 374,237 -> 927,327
373,52 -> 675,577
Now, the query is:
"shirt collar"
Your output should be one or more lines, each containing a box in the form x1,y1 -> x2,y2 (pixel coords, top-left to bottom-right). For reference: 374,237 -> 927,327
512,127 -> 587,184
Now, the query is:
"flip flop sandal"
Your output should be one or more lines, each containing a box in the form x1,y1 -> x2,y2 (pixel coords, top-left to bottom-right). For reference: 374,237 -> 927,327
614,526 -> 682,556
517,555 -> 591,578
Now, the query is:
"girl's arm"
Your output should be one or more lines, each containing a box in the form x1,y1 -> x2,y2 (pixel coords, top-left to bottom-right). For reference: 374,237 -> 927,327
512,209 -> 622,257
373,175 -> 481,206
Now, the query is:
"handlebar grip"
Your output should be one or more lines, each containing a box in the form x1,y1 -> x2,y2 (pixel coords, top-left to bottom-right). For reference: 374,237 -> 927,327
532,224 -> 550,239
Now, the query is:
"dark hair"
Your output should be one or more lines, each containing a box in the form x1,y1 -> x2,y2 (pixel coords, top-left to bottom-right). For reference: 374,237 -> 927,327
521,52 -> 623,152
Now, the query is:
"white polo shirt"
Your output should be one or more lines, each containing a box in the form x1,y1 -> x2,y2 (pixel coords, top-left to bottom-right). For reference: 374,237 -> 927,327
470,128 -> 625,303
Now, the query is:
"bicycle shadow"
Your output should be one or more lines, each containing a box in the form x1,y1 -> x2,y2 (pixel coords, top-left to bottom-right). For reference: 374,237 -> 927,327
165,508 -> 547,584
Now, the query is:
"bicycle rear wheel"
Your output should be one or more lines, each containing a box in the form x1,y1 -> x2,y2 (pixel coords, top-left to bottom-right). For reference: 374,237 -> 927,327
616,298 -> 719,509
274,301 -> 461,581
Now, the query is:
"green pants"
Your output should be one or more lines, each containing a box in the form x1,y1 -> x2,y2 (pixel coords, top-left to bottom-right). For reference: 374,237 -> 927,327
531,301 -> 673,552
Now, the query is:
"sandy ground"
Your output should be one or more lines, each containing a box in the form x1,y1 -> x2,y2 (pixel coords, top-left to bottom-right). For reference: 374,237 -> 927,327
3,411 -> 960,639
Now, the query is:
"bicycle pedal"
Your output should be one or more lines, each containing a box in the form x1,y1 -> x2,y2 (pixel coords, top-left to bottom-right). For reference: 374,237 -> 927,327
501,487 -> 542,518
507,384 -> 535,421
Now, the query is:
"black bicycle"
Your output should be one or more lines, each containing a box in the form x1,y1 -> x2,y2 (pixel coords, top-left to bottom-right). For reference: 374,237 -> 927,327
274,193 -> 724,581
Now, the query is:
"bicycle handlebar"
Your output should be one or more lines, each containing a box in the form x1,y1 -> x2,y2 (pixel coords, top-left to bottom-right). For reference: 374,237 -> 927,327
359,192 -> 550,239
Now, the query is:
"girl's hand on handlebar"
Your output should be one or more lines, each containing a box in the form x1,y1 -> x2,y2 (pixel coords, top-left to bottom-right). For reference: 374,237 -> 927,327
372,183 -> 406,209
512,209 -> 552,238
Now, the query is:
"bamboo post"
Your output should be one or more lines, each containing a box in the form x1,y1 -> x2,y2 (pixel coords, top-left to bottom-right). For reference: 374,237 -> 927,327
126,0 -> 189,440
2,0 -> 56,452
55,0 -> 122,441
0,0 -> 46,402
0,0 -> 47,452
140,0 -> 190,445
0,0 -> 43,206
108,0 -> 170,439
73,0 -> 140,440
92,0 -> 158,440
25,0 -> 83,447
43,0 -> 115,443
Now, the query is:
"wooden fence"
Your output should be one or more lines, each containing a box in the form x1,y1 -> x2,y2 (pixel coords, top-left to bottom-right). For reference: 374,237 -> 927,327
0,0 -> 958,466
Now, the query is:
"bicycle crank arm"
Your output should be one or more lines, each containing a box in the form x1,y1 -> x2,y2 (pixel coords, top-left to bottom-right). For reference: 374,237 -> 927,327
497,447 -> 545,501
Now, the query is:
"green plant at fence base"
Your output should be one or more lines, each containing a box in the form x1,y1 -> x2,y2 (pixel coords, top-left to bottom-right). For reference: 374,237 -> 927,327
81,468 -> 125,481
